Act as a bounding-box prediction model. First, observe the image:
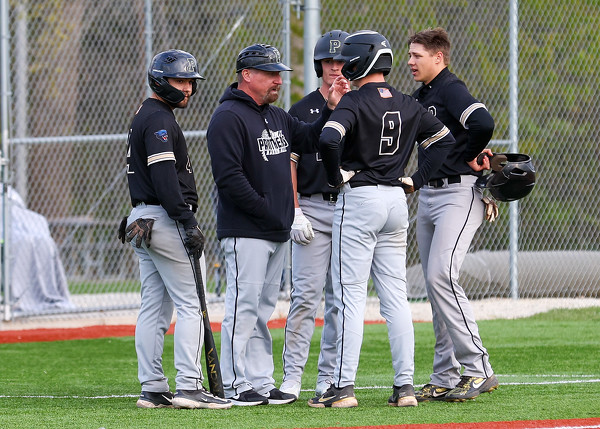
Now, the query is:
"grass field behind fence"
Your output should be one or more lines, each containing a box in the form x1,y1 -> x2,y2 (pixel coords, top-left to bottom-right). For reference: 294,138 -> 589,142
0,308 -> 599,429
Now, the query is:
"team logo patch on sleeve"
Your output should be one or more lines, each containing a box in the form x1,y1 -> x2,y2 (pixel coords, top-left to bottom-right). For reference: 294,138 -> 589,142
154,129 -> 169,142
378,87 -> 392,98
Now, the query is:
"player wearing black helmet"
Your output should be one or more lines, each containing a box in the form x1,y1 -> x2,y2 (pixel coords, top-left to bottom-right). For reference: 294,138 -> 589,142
122,49 -> 231,410
280,30 -> 349,401
308,30 -> 455,408
207,43 -> 349,407
408,27 -> 499,403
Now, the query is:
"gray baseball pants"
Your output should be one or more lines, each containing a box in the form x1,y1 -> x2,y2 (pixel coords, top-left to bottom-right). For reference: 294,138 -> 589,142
282,194 -> 338,387
416,175 -> 494,388
219,236 -> 287,398
331,184 -> 414,388
129,204 -> 206,392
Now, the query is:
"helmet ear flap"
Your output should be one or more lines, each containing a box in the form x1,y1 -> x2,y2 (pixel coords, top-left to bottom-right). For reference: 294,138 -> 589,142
314,61 -> 323,78
148,75 -> 185,105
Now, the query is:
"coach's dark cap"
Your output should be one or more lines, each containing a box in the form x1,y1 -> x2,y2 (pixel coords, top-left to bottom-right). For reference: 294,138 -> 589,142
236,44 -> 292,73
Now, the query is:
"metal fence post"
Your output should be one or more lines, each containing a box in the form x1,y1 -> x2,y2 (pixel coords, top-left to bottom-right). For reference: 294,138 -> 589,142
509,0 -> 520,299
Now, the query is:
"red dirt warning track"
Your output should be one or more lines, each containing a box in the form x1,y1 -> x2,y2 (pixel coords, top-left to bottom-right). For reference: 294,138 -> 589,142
0,318 -> 394,344
346,418 -> 600,429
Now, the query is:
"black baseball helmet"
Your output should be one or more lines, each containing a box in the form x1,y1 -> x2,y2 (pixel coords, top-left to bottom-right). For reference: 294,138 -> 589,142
148,49 -> 204,106
334,30 -> 393,81
476,153 -> 536,202
313,30 -> 350,77
236,44 -> 292,73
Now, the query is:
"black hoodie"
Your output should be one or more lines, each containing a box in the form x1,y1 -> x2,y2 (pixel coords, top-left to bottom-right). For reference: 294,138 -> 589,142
207,83 -> 331,242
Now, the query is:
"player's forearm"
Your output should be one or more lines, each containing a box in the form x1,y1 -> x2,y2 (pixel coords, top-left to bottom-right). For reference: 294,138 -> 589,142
319,129 -> 343,187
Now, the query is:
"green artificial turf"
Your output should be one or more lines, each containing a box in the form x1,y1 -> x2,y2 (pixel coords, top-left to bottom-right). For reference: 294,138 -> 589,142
0,307 -> 598,428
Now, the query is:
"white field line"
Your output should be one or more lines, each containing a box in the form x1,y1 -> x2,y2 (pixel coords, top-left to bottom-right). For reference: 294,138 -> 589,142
0,376 -> 599,399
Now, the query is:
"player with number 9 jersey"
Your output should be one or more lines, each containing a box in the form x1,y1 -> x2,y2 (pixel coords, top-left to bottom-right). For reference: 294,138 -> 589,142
310,30 -> 455,409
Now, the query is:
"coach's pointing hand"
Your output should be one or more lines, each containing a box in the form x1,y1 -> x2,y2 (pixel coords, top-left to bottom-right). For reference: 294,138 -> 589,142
184,225 -> 205,257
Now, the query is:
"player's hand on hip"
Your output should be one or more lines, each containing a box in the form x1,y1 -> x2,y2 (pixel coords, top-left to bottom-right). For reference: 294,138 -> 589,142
290,208 -> 314,245
124,218 -> 155,248
184,225 -> 205,257
398,177 -> 415,194
482,196 -> 499,222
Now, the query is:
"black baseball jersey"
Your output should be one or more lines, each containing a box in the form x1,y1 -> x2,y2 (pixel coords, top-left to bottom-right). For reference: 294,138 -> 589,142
289,89 -> 335,195
126,98 -> 198,229
412,67 -> 495,179
319,81 -> 455,189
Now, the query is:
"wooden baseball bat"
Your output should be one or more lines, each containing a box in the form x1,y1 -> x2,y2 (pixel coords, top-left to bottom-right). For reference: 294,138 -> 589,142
193,253 -> 225,398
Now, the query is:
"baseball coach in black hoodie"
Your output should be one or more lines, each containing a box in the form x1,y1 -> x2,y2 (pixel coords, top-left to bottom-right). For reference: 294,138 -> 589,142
206,43 -> 349,406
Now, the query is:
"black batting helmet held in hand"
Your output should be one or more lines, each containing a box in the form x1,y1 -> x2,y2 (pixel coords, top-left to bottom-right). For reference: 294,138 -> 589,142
236,44 -> 292,73
476,153 -> 536,202
335,30 -> 393,81
313,30 -> 350,77
148,50 -> 205,106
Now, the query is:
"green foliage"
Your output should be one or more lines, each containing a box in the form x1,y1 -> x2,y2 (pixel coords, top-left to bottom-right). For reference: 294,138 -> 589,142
0,308 -> 598,428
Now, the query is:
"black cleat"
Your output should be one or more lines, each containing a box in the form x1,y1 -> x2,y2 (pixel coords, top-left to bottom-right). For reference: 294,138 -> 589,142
136,390 -> 174,408
266,388 -> 297,404
308,384 -> 358,408
228,389 -> 269,406
388,384 -> 418,407
444,375 -> 499,402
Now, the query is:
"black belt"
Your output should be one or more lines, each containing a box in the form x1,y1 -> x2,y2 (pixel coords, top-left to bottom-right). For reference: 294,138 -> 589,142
427,175 -> 461,188
135,202 -> 197,213
300,192 -> 338,203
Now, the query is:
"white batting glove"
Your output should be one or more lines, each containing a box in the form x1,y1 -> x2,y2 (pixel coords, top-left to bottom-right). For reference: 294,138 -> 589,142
398,177 -> 415,194
482,196 -> 499,222
339,168 -> 356,185
290,208 -> 314,245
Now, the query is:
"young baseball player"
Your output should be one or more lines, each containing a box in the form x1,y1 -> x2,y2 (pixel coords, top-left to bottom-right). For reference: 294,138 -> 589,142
280,30 -> 349,400
206,43 -> 349,406
308,30 -> 455,408
407,27 -> 499,402
121,49 -> 231,410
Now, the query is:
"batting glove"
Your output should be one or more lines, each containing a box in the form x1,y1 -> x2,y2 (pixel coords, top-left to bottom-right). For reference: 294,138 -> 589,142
117,216 -> 128,244
184,225 -> 205,257
290,208 -> 314,245
340,168 -> 356,184
482,196 -> 499,222
124,218 -> 155,248
398,177 -> 415,194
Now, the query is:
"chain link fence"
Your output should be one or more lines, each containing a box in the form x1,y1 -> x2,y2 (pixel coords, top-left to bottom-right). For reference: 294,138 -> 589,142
1,0 -> 598,320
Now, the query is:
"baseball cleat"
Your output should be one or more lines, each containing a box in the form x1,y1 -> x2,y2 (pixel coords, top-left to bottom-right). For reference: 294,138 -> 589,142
415,383 -> 451,402
172,388 -> 232,409
266,387 -> 297,404
388,384 -> 418,407
444,375 -> 499,402
279,381 -> 302,400
228,389 -> 269,406
315,379 -> 333,397
308,384 -> 358,408
136,390 -> 174,408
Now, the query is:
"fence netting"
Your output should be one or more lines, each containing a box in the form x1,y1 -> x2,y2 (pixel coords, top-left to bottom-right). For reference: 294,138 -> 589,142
1,0 -> 598,319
